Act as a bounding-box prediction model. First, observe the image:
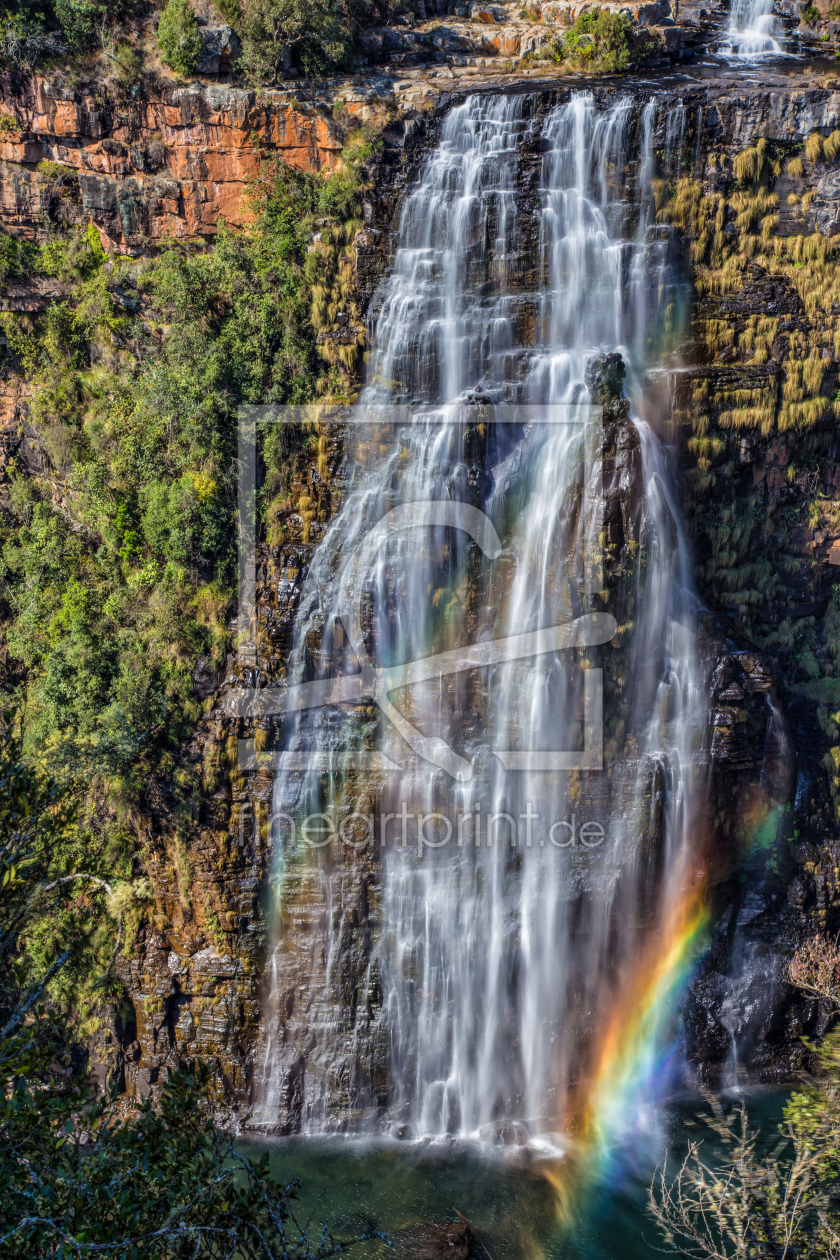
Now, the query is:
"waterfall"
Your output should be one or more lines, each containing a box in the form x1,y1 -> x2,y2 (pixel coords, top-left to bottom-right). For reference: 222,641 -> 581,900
723,0 -> 782,57
259,92 -> 709,1142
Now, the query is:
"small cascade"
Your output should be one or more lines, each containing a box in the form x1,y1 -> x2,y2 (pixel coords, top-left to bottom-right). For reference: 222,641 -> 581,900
258,92 -> 712,1141
723,0 -> 783,57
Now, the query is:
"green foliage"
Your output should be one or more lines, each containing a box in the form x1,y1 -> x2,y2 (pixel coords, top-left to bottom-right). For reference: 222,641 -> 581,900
52,0 -> 104,50
157,0 -> 202,76
0,4 -> 67,67
826,585 -> 840,668
0,1039 -> 385,1258
0,149 -> 371,1020
0,738 -> 377,1250
0,0 -> 134,57
0,771 -> 379,1256
214,0 -> 243,25
0,717 -> 140,1035
802,3 -> 822,22
0,685 -> 381,1260
554,11 -> 632,73
0,227 -> 36,284
112,37 -> 142,84
240,0 -> 359,81
651,957 -> 840,1260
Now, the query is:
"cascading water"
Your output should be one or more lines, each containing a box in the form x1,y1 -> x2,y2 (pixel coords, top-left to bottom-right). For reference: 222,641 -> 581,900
258,91 -> 710,1143
723,0 -> 782,57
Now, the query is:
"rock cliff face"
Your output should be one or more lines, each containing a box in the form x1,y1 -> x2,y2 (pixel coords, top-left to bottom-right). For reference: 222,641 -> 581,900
6,56 -> 840,1123
0,74 -> 379,256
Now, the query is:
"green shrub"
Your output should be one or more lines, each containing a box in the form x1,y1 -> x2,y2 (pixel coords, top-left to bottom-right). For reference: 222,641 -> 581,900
0,1041 -> 384,1260
214,0 -> 243,24
0,13 -> 68,68
240,0 -> 357,81
0,228 -> 36,284
556,10 -> 632,73
113,39 -> 142,83
802,3 -> 821,21
53,0 -> 105,51
0,730 -> 382,1259
0,148 -> 372,887
157,0 -> 202,76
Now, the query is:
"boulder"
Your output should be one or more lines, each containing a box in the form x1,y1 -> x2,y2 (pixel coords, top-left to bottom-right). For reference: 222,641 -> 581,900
393,1225 -> 474,1260
196,26 -> 242,75
469,1 -> 509,18
814,167 -> 840,235
541,1 -> 571,21
358,27 -> 386,59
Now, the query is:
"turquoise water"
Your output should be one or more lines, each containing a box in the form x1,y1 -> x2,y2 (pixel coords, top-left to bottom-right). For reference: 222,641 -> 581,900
238,1092 -> 789,1260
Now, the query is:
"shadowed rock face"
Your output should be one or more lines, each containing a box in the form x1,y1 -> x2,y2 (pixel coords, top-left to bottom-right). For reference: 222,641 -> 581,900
7,63 -> 840,1120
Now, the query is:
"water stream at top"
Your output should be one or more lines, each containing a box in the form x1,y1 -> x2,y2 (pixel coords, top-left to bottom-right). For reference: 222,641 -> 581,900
260,91 -> 711,1144
723,0 -> 783,57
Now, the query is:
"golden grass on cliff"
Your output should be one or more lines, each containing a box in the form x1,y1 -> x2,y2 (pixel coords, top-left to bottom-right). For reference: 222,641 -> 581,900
806,132 -> 824,164
695,255 -> 744,296
730,188 -> 778,233
687,435 -> 725,469
715,382 -> 777,435
701,318 -> 735,350
739,316 -> 778,365
733,139 -> 768,185
778,397 -> 833,431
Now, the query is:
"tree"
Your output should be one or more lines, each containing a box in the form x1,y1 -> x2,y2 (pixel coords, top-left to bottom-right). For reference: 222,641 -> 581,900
555,11 -> 633,73
240,0 -> 356,82
53,0 -> 104,50
0,1047 -> 386,1258
157,0 -> 202,76
0,12 -> 67,68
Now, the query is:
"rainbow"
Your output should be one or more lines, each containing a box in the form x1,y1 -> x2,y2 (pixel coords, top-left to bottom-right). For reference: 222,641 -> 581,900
575,870 -> 710,1154
546,774 -> 789,1214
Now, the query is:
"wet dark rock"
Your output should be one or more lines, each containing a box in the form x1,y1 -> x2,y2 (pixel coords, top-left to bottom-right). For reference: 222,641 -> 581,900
586,352 -> 631,422
393,1224 -> 475,1260
478,1119 -> 529,1145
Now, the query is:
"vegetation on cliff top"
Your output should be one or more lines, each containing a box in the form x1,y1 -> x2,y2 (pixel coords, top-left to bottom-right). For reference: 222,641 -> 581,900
235,0 -> 365,81
0,0 -> 368,79
551,11 -> 634,73
0,1050 -> 386,1259
156,0 -> 202,76
0,130 -> 376,1027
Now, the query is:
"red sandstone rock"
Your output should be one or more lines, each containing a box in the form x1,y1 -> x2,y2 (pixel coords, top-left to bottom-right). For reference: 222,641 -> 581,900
0,74 -> 370,251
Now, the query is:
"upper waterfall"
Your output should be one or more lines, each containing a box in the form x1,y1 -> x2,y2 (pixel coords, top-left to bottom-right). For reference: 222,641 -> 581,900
722,0 -> 783,56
